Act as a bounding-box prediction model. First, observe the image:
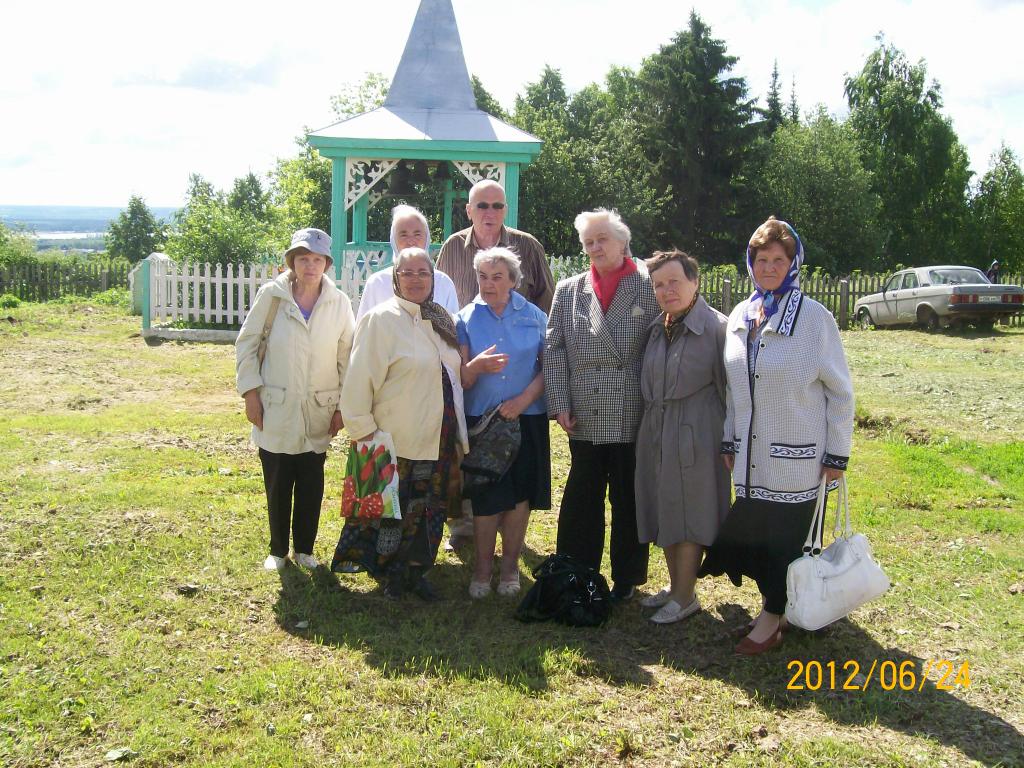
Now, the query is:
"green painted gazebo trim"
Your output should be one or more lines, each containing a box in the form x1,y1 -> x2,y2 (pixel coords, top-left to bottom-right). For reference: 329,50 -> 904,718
308,137 -> 540,159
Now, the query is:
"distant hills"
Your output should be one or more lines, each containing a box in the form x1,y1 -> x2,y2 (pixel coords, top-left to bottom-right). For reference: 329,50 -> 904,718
0,205 -> 179,235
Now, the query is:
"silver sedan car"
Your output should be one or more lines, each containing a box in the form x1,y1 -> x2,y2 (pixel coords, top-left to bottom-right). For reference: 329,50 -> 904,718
854,265 -> 1023,330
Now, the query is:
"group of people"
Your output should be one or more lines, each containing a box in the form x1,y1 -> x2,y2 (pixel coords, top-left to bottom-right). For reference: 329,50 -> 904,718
235,179 -> 854,655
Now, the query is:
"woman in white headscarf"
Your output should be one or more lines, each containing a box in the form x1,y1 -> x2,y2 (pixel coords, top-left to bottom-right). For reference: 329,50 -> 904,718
356,204 -> 459,321
699,216 -> 854,655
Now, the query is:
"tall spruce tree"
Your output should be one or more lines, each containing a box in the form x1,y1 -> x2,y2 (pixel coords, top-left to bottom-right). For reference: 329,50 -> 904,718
764,60 -> 785,134
635,12 -> 756,261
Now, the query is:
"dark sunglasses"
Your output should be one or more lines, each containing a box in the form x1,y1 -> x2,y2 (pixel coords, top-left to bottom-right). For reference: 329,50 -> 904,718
474,201 -> 506,210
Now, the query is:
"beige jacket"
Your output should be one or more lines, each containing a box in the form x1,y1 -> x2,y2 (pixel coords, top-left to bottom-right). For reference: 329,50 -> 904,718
341,296 -> 469,460
236,272 -> 355,454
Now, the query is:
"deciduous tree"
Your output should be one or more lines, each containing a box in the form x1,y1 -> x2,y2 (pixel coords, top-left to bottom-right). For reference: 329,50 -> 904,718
845,39 -> 971,265
105,195 -> 166,264
971,145 -> 1024,272
752,107 -> 883,273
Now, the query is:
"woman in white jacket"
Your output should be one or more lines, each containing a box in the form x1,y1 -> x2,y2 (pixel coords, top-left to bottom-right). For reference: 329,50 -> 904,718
235,228 -> 355,571
699,217 -> 854,655
332,247 -> 469,600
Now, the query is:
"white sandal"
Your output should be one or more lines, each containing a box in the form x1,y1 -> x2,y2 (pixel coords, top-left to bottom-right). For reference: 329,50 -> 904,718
468,580 -> 492,599
640,587 -> 672,608
496,577 -> 521,597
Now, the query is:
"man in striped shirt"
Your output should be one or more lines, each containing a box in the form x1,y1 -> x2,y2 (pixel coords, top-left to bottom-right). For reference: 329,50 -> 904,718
436,180 -> 554,313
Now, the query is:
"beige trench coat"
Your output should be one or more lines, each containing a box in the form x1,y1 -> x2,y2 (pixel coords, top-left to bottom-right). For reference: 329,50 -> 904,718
634,297 -> 732,547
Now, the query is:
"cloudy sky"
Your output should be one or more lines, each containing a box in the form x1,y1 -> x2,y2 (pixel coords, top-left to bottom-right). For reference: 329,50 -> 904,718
1,0 -> 1021,207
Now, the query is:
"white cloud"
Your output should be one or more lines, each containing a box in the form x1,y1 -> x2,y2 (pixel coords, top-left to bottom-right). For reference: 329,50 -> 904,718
0,0 -> 1020,206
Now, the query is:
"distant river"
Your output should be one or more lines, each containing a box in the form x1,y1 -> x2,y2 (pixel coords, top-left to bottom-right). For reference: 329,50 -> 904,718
33,232 -> 106,240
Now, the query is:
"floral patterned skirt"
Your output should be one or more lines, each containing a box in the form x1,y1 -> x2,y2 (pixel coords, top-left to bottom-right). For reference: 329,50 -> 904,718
331,367 -> 459,581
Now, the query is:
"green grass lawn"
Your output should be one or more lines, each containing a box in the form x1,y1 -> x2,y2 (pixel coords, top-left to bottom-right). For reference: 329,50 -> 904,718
1,302 -> 1022,767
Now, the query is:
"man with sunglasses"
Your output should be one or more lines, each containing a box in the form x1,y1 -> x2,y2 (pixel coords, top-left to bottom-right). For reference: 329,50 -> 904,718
437,180 -> 554,312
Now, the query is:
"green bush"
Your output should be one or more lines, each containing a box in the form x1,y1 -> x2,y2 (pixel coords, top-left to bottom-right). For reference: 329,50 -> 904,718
89,288 -> 131,309
0,293 -> 20,308
0,222 -> 37,268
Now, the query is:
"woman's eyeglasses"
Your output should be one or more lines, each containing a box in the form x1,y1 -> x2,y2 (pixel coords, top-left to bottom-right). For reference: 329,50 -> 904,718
396,270 -> 432,279
474,202 -> 506,210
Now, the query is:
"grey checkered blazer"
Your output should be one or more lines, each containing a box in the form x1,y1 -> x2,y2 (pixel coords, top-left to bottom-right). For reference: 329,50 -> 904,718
544,269 -> 660,444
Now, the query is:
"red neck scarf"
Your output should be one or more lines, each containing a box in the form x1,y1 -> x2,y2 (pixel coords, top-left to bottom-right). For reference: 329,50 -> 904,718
590,257 -> 637,314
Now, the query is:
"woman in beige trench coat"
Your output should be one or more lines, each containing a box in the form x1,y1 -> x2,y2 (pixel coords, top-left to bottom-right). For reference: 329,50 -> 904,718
634,250 -> 731,623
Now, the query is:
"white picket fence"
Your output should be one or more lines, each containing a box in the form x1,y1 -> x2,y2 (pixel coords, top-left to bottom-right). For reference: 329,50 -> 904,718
146,250 -> 388,326
145,251 -> 587,329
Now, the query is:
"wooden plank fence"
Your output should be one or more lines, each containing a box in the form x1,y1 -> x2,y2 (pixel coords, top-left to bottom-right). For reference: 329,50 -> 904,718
0,262 -> 129,301
142,256 -> 1024,331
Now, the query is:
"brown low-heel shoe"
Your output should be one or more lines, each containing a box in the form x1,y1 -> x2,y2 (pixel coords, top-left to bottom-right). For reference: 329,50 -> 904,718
737,616 -> 789,638
734,630 -> 783,656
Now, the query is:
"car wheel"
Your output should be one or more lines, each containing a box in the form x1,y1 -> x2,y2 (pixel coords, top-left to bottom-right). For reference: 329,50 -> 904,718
917,307 -> 940,332
857,308 -> 875,330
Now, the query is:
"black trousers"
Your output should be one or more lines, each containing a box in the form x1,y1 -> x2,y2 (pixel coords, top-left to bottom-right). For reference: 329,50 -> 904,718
556,440 -> 648,586
259,449 -> 327,558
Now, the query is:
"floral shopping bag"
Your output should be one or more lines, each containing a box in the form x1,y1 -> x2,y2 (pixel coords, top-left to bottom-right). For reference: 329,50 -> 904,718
341,430 -> 401,520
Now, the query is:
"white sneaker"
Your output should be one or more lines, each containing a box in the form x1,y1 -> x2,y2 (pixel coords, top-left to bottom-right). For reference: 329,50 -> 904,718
640,587 -> 672,608
263,554 -> 287,571
293,553 -> 319,570
650,596 -> 702,624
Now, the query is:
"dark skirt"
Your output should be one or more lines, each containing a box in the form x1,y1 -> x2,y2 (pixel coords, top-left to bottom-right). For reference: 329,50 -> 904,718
330,367 -> 459,580
698,496 -> 817,615
465,413 -> 551,517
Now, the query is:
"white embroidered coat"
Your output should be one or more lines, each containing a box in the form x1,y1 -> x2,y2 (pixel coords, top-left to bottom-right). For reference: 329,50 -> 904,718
722,289 -> 854,503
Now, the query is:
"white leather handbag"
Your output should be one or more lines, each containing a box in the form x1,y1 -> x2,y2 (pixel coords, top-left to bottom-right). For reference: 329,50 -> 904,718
785,477 -> 891,631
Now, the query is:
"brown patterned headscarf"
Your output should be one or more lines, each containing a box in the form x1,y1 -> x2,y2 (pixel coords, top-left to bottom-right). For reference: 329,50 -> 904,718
663,290 -> 700,343
392,248 -> 459,350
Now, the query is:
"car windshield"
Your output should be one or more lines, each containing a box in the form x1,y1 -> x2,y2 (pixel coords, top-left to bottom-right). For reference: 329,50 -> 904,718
927,268 -> 989,286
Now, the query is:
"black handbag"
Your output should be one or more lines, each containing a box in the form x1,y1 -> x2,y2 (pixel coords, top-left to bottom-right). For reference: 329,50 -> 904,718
515,553 -> 612,627
460,406 -> 521,496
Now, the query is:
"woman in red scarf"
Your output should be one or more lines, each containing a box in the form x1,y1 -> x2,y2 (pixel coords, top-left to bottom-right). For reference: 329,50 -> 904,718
543,209 -> 660,601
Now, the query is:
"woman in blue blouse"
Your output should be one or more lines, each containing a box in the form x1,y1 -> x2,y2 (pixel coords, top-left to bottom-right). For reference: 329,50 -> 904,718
457,247 -> 551,599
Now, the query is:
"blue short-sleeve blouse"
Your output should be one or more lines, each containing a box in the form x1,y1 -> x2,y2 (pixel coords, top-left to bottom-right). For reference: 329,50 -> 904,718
456,292 -> 547,417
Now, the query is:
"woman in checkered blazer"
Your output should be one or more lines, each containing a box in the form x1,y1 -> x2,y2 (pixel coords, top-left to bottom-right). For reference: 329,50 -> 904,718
699,217 -> 854,655
544,209 -> 661,601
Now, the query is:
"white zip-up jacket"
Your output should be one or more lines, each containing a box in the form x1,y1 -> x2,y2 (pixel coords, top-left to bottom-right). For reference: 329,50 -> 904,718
722,289 -> 854,504
236,272 -> 355,454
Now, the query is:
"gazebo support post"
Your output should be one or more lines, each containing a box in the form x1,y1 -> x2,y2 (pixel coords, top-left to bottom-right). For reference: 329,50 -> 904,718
504,163 -> 521,229
352,194 -> 369,244
443,177 -> 455,240
330,157 -> 348,280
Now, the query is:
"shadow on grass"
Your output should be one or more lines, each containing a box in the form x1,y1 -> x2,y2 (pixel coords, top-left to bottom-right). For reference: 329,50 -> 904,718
271,557 -> 652,693
272,564 -> 1022,764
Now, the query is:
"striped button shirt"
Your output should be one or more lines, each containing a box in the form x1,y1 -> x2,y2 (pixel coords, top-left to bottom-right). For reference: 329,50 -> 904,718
435,225 -> 555,313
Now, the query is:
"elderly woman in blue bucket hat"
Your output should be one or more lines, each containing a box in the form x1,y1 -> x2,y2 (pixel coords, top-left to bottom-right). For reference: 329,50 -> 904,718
236,227 -> 356,571
698,216 -> 854,655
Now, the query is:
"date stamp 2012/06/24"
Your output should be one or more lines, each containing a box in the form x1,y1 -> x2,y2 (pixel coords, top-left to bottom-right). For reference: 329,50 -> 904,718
786,659 -> 971,692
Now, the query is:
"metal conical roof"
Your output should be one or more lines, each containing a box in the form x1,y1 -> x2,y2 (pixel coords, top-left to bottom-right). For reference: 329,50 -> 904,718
384,0 -> 475,111
309,0 -> 540,147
